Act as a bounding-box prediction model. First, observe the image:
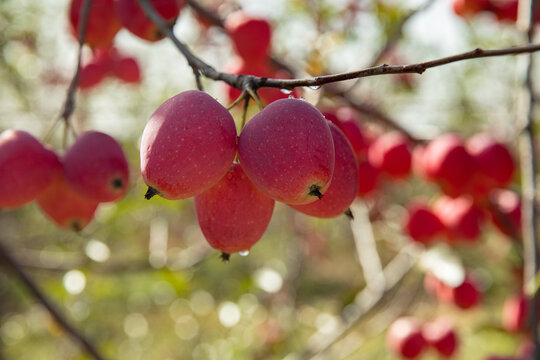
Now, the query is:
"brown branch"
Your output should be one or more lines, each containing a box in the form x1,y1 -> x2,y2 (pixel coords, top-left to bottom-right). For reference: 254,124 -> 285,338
517,0 -> 539,358
0,240 -> 107,360
138,0 -> 540,92
186,0 -> 223,27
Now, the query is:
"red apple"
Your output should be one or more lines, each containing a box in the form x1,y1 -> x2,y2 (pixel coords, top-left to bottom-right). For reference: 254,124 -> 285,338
422,134 -> 475,196
64,131 -> 129,202
69,0 -> 121,49
238,98 -> 335,205
114,0 -> 185,42
290,122 -> 359,218
0,130 -> 60,208
489,189 -> 521,237
141,90 -> 237,200
225,11 -> 272,65
433,195 -> 485,242
422,317 -> 459,357
490,0 -> 518,22
368,131 -> 411,179
78,48 -> 113,89
111,56 -> 141,84
322,107 -> 370,160
387,317 -> 427,359
404,201 -> 445,244
37,156 -> 100,231
195,162 -> 274,255
357,159 -> 379,197
466,133 -> 515,196
437,275 -> 481,309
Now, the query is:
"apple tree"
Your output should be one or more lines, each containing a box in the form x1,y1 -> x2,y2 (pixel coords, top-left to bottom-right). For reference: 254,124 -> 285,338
0,0 -> 540,359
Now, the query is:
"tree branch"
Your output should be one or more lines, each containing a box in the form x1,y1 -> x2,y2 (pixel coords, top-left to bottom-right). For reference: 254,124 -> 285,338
517,0 -> 539,357
0,239 -> 107,360
138,0 -> 540,92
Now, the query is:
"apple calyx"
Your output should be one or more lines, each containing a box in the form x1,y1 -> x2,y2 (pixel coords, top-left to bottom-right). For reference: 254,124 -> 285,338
308,185 -> 324,199
144,186 -> 160,200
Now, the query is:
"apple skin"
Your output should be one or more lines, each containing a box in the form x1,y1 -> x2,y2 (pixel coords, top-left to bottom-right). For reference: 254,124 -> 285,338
357,159 -> 379,197
0,130 -> 60,209
78,48 -> 113,89
69,0 -> 121,49
238,98 -> 335,205
114,0 -> 185,42
422,134 -> 475,197
194,162 -> 274,254
368,131 -> 412,179
322,108 -> 370,160
290,122 -> 359,218
64,131 -> 130,203
141,90 -> 237,200
404,201 -> 445,244
433,195 -> 484,242
466,133 -> 515,196
111,56 -> 141,84
386,317 -> 427,359
37,156 -> 100,231
422,317 -> 459,357
225,11 -> 272,65
489,189 -> 521,237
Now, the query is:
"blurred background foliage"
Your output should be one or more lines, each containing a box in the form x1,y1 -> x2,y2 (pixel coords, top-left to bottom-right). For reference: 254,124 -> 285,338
0,0 -> 535,359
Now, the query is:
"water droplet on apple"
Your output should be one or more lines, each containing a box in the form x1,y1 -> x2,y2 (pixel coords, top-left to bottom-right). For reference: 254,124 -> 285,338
239,250 -> 249,257
280,88 -> 292,94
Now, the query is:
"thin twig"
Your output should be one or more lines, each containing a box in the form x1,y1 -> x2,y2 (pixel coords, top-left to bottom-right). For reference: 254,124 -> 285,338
0,240 -> 107,360
137,0 -> 540,91
517,0 -> 539,357
47,0 -> 92,143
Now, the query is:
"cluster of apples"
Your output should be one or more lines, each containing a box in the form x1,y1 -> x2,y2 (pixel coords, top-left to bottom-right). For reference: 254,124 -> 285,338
140,90 -> 362,258
69,0 -> 187,89
404,132 -> 518,245
321,108 -> 413,198
223,11 -> 295,105
452,0 -> 540,22
0,129 -> 129,231
387,316 -> 458,359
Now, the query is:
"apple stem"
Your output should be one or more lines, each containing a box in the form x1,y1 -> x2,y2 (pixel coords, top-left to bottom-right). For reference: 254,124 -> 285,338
308,185 -> 324,199
144,186 -> 159,200
220,252 -> 231,263
344,208 -> 354,219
